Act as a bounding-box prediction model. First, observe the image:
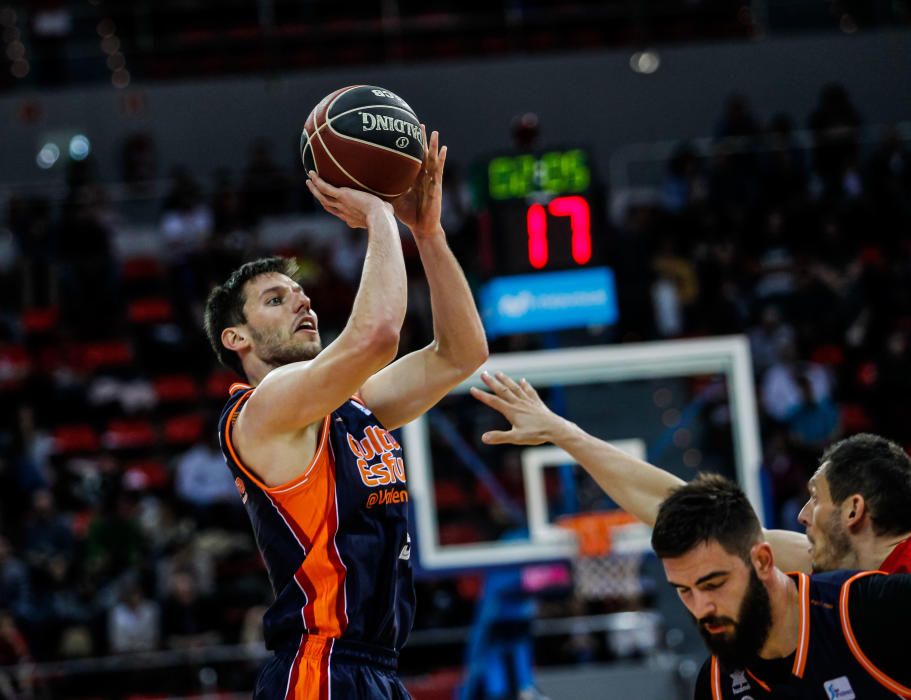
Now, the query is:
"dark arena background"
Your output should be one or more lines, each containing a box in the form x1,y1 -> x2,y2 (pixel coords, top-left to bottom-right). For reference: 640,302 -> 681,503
1,1 -> 910,698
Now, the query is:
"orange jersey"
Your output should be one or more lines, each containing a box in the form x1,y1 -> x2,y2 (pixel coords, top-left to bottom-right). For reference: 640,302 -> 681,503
218,385 -> 415,652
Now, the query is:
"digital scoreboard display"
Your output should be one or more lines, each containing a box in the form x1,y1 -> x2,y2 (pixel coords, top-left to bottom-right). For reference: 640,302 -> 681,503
479,148 -> 606,276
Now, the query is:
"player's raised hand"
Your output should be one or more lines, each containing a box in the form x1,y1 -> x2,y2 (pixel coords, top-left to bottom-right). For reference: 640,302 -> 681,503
469,372 -> 561,445
306,170 -> 392,229
392,125 -> 446,240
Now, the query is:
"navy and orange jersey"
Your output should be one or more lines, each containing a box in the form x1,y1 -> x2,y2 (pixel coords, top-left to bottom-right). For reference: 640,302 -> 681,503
696,570 -> 911,699
218,383 -> 415,653
880,535 -> 911,574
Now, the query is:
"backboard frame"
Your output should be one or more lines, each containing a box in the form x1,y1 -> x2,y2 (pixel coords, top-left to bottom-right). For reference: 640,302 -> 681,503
403,335 -> 761,571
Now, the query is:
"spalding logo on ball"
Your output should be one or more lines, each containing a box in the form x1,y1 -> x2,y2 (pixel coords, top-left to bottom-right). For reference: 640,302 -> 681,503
300,85 -> 424,200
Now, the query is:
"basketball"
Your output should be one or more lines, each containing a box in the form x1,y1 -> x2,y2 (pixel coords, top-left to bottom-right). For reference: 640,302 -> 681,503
300,85 -> 425,200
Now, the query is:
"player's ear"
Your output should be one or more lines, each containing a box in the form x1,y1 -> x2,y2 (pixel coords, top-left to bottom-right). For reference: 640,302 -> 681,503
750,542 -> 775,578
221,326 -> 249,352
844,494 -> 865,529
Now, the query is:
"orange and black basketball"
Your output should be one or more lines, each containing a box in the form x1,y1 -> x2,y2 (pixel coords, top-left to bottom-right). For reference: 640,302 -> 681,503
300,85 -> 424,200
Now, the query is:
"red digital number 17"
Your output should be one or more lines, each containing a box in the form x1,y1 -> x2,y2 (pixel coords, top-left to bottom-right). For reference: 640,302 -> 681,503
526,195 -> 592,270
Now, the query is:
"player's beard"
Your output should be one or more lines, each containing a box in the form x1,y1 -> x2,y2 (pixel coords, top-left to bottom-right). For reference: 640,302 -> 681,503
250,325 -> 322,366
696,567 -> 773,669
811,509 -> 853,573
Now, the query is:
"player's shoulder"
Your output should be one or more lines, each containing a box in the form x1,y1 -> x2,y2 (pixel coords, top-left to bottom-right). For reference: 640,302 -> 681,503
219,382 -> 254,422
809,568 -> 877,591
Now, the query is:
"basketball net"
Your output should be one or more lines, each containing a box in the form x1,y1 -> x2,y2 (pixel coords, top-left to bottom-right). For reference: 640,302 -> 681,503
554,510 -> 652,601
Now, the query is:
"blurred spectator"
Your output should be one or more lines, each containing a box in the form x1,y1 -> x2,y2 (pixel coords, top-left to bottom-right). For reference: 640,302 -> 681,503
121,132 -> 158,189
0,537 -> 31,623
749,305 -> 796,374
440,162 -> 480,269
786,374 -> 841,451
161,166 -> 214,308
650,238 -> 699,338
0,609 -> 32,699
761,431 -> 806,530
157,536 -> 215,598
760,113 -> 808,209
173,425 -> 242,528
83,489 -> 147,588
761,339 -> 832,422
510,112 -> 540,151
870,329 -> 911,441
209,169 -> 256,282
20,489 -> 73,580
107,575 -> 160,653
55,184 -> 120,335
240,140 -> 292,226
714,93 -> 761,140
461,555 -> 548,700
161,167 -> 213,256
10,405 -> 53,502
6,195 -> 56,308
160,570 -> 219,650
662,143 -> 707,213
808,83 -> 862,200
711,94 -> 761,213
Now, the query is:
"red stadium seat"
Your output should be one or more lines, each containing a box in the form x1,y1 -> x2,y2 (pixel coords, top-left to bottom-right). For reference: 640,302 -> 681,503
433,479 -> 466,510
0,343 -> 32,389
103,419 -> 157,450
52,424 -> 101,455
438,522 -> 482,546
121,256 -> 164,281
163,413 -> 204,445
153,374 -> 200,404
840,403 -> 874,433
123,460 -> 170,490
206,368 -> 241,399
79,341 -> 134,373
20,307 -> 59,335
127,298 -> 174,324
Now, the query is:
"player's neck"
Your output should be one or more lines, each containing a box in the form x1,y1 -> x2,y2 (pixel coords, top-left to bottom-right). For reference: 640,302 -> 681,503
758,569 -> 801,660
860,530 -> 911,571
241,355 -> 272,387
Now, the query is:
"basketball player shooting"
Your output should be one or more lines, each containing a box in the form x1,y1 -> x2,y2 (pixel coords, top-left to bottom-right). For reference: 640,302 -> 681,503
203,127 -> 488,699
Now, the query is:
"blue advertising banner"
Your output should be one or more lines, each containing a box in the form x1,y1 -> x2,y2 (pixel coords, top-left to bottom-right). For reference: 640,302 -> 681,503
479,267 -> 619,338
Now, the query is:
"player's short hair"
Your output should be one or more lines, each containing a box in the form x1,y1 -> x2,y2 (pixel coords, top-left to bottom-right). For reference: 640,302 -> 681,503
821,433 -> 911,536
651,473 -> 763,562
204,256 -> 299,379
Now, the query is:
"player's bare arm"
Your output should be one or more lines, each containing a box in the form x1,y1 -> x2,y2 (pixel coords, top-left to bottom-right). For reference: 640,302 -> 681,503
359,128 -> 488,429
470,371 -> 684,524
229,176 -> 407,483
471,371 -> 813,572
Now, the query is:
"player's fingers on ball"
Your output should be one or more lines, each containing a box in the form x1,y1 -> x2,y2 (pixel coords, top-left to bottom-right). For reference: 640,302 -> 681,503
311,175 -> 340,198
307,181 -> 329,205
420,124 -> 428,154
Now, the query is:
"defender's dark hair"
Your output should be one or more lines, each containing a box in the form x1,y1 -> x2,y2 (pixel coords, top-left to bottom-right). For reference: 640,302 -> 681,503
820,433 -> 911,536
651,473 -> 762,561
203,256 -> 299,379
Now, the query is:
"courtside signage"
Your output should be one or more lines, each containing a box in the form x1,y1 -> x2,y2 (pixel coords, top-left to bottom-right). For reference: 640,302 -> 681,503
480,267 -> 618,338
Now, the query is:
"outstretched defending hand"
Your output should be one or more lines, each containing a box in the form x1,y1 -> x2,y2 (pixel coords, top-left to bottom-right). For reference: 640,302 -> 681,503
469,372 -> 562,445
393,125 -> 446,240
306,170 -> 392,229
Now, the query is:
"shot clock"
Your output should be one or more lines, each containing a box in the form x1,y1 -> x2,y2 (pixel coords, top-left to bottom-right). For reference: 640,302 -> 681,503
479,147 -> 606,276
